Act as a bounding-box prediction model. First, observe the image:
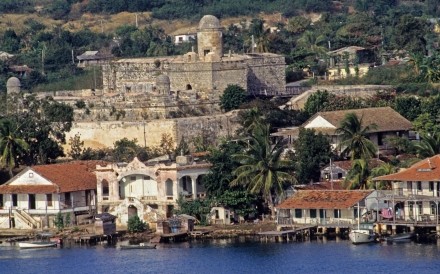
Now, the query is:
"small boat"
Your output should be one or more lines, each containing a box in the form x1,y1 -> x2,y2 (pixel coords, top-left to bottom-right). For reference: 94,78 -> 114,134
18,233 -> 57,249
349,229 -> 375,244
119,243 -> 156,250
386,232 -> 415,243
349,204 -> 376,244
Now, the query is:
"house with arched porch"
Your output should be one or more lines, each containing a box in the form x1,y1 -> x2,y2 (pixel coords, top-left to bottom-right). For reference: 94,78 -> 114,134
95,155 -> 210,227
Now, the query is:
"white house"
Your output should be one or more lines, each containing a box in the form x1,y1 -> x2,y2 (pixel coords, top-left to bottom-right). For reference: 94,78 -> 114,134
276,190 -> 376,226
273,107 -> 413,156
0,161 -> 103,229
95,155 -> 211,227
174,33 -> 196,45
373,155 -> 440,223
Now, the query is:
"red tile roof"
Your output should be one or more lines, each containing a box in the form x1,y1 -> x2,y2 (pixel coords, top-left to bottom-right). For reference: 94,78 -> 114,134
373,155 -> 440,182
0,161 -> 107,194
296,181 -> 344,190
277,190 -> 373,209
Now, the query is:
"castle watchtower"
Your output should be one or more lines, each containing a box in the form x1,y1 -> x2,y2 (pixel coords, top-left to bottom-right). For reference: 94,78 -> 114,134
156,74 -> 171,95
6,77 -> 21,94
197,15 -> 223,62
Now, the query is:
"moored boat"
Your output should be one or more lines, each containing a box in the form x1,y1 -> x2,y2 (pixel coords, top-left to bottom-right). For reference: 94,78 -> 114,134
386,232 -> 415,243
18,233 -> 58,249
119,243 -> 156,250
349,229 -> 375,244
18,241 -> 58,248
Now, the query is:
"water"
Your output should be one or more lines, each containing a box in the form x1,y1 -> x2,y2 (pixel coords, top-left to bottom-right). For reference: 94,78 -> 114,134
1,237 -> 440,274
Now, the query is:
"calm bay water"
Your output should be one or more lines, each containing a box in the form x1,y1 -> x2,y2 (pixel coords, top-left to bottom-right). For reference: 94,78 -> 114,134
1,237 -> 440,274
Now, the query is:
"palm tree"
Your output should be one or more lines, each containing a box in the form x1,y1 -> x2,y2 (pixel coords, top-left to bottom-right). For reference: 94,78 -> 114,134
344,159 -> 371,189
230,123 -> 296,217
0,120 -> 29,178
371,163 -> 397,190
336,113 -> 377,160
413,131 -> 440,158
297,31 -> 328,58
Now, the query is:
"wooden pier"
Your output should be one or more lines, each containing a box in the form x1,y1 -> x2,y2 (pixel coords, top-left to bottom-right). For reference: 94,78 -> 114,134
154,232 -> 189,243
258,225 -> 316,242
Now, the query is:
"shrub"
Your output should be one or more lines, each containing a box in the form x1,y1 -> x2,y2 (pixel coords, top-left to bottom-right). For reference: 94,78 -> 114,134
127,215 -> 148,233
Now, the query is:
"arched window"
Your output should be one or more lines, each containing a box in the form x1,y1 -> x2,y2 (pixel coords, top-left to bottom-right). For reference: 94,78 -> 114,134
102,180 -> 109,198
186,84 -> 192,90
166,179 -> 173,196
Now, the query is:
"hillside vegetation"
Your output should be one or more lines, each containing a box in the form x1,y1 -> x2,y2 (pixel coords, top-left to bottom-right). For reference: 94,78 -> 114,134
0,0 -> 440,93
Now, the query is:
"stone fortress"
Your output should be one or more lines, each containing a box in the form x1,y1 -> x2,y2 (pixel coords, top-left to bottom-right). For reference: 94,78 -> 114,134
59,15 -> 286,149
102,15 -> 286,100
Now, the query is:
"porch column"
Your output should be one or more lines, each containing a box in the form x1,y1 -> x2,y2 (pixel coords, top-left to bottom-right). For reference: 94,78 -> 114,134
173,179 -> 179,200
191,176 -> 198,199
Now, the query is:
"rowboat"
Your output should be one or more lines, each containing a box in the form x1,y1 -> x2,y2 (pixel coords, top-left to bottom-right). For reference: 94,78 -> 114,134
119,243 -> 156,250
386,232 -> 415,243
18,241 -> 58,248
18,233 -> 58,249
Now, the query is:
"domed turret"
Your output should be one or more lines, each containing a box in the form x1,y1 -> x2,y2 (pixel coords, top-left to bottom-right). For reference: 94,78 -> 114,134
198,15 -> 221,30
197,15 -> 223,62
6,77 -> 21,94
156,74 -> 170,95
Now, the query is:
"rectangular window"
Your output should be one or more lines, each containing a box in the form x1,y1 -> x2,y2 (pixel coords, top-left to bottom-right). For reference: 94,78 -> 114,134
29,194 -> 36,210
310,209 -> 317,218
431,203 -> 436,215
46,194 -> 53,207
338,173 -> 343,179
143,176 -> 151,180
353,208 -> 358,218
417,181 -> 422,191
295,209 -> 302,218
429,182 -> 434,192
407,181 -> 412,190
418,203 -> 422,214
130,176 -> 136,181
334,209 -> 340,218
12,194 -> 17,207
65,193 -> 71,206
0,194 -> 3,208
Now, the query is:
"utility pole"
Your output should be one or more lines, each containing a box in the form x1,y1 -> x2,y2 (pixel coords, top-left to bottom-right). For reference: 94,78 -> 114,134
135,13 -> 138,28
100,19 -> 104,33
71,49 -> 74,64
41,48 -> 45,75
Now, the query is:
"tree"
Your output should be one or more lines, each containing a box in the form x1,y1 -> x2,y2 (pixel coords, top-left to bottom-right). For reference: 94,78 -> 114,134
0,119 -> 29,178
127,215 -> 148,233
393,96 -> 422,121
54,212 -> 64,231
336,113 -> 377,160
371,162 -> 397,190
175,196 -> 212,225
303,90 -> 333,116
219,85 -> 247,112
112,138 -> 140,162
203,139 -> 243,197
231,123 -> 296,217
344,159 -> 371,189
413,131 -> 440,158
68,133 -> 84,160
293,128 -> 331,184
159,133 -> 174,157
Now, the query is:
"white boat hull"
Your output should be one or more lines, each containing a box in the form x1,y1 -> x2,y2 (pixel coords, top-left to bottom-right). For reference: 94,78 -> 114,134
349,229 -> 375,244
18,241 -> 57,249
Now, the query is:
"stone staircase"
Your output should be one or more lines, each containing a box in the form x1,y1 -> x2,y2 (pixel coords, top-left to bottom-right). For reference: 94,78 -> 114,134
14,209 -> 39,229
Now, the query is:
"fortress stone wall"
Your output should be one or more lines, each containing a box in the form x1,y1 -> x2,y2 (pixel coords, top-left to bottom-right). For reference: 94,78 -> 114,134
66,111 -> 239,149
